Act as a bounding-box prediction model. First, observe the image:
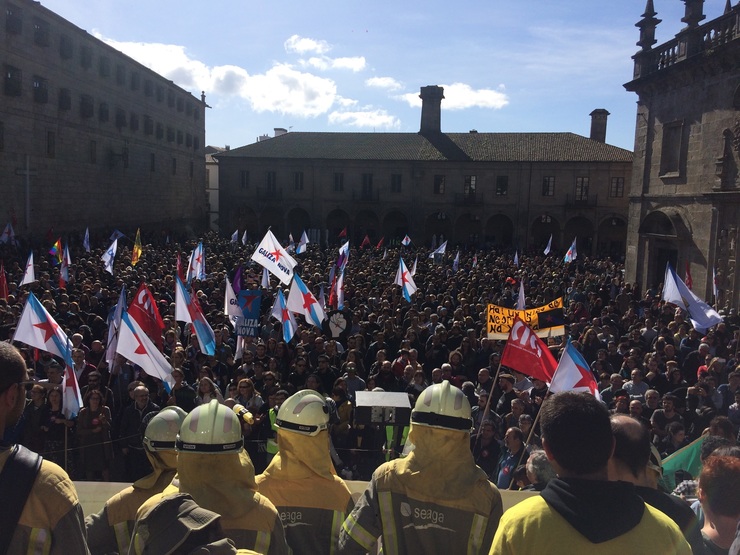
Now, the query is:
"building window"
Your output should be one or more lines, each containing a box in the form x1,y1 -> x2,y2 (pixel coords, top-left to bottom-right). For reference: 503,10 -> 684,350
59,35 -> 73,60
33,18 -> 50,47
293,171 -> 304,191
334,172 -> 344,192
122,147 -> 129,169
542,176 -> 555,197
6,5 -> 22,35
575,177 -> 589,201
32,76 -> 48,104
495,175 -> 508,196
167,90 -> 175,108
660,121 -> 684,177
464,175 -> 476,197
172,157 -> 177,175
99,56 -> 110,78
193,136 -> 200,151
80,95 -> 94,118
130,71 -> 140,91
150,153 -> 155,172
80,46 -> 92,69
46,131 -> 55,158
98,103 -> 109,123
266,171 -> 277,192
434,175 -> 446,194
129,113 -> 139,132
156,86 -> 164,102
176,130 -> 183,145
240,170 -> 250,189
391,174 -> 402,193
166,127 -> 174,142
144,79 -> 153,97
143,116 -> 153,135
194,109 -> 199,121
362,173 -> 373,197
176,98 -> 184,112
115,64 -> 125,86
156,123 -> 163,140
4,65 -> 22,97
189,160 -> 193,177
89,140 -> 96,164
186,103 -> 193,116
186,133 -> 192,147
609,177 -> 625,198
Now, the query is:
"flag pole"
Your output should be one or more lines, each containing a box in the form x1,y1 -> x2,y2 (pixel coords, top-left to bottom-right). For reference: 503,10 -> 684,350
508,394 -> 548,490
473,357 -> 504,451
64,424 -> 68,473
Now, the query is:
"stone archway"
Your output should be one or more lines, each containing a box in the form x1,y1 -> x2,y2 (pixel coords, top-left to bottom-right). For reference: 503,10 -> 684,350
355,210 -> 380,244
261,207 -> 284,239
425,211 -> 452,248
455,213 -> 482,247
564,216 -> 595,256
286,207 -> 311,239
484,214 -> 514,248
382,210 -> 409,246
530,214 -> 561,251
597,215 -> 627,259
326,209 -> 351,244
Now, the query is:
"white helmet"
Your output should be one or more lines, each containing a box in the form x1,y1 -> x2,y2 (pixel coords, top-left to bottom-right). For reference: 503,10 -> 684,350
275,390 -> 329,436
411,380 -> 473,431
143,406 -> 187,452
176,399 -> 243,454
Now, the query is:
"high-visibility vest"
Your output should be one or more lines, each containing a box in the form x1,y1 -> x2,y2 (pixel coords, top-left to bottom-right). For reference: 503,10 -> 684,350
266,408 -> 279,454
384,425 -> 409,461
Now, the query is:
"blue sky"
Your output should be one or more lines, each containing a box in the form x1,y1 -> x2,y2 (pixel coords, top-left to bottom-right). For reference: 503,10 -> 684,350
42,0 -> 726,151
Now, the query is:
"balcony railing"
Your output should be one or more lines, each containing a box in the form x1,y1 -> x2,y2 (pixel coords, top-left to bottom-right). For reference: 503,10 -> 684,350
454,193 -> 482,206
255,186 -> 283,201
352,189 -> 380,202
565,194 -> 597,207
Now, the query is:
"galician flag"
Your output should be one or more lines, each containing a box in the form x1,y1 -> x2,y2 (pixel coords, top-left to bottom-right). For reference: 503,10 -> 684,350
102,238 -> 118,275
401,234 -> 411,246
20,252 -> 35,285
14,292 -> 81,417
452,251 -> 460,272
261,267 -> 270,289
544,234 -> 552,255
241,230 -> 248,246
251,230 -> 297,286
662,263 -> 722,332
296,231 -> 309,254
59,244 -> 70,288
83,227 -> 90,253
549,340 -> 600,400
231,229 -> 239,243
395,257 -> 418,302
186,242 -> 206,283
411,256 -> 418,276
271,289 -> 297,343
564,237 -> 577,263
117,309 -> 174,393
429,240 -> 447,259
175,276 -> 216,356
224,277 -> 243,326
0,222 -> 16,245
105,286 -> 126,367
286,272 -> 326,328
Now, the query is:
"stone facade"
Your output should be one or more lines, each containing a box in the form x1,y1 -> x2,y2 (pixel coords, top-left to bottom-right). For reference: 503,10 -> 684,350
624,0 -> 740,308
0,0 -> 206,238
217,87 -> 632,255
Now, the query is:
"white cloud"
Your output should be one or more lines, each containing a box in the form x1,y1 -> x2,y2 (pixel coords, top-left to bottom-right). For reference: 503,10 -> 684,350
245,64 -> 337,117
398,82 -> 509,111
328,109 -> 400,129
335,96 -> 359,108
284,35 -> 331,55
366,76 -> 402,91
304,55 -> 366,72
305,57 -> 330,71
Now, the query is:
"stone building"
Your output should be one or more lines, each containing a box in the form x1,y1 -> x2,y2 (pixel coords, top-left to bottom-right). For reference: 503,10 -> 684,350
0,0 -> 206,238
217,86 -> 632,255
624,0 -> 740,307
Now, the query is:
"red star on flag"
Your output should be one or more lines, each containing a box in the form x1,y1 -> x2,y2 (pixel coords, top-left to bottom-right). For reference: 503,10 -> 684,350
33,320 -> 58,343
401,271 -> 410,285
302,291 -> 315,311
282,308 -> 291,322
132,332 -> 147,355
573,364 -> 598,395
270,249 -> 282,263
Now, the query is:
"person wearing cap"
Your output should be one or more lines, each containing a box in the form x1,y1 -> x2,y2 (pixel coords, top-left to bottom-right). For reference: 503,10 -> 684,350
339,380 -> 503,554
495,373 -> 517,416
609,414 -> 702,552
85,406 -> 187,555
137,399 -> 289,554
166,367 -> 196,412
255,390 -> 354,554
130,492 -> 240,555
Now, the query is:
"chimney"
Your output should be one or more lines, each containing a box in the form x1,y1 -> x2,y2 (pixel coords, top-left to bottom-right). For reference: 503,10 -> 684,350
274,128 -> 288,137
589,109 -> 610,143
419,86 -> 444,134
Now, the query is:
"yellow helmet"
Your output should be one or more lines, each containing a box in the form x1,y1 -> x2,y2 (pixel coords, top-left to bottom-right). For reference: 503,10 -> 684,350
176,399 -> 243,454
411,380 -> 473,431
275,389 -> 329,436
143,406 -> 187,452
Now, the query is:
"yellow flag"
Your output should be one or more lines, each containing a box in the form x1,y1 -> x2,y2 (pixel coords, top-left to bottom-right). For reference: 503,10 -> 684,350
132,228 -> 142,266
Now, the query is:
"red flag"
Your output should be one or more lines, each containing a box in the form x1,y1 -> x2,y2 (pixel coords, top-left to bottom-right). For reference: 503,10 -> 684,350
360,235 -> 371,249
0,261 -> 8,300
176,253 -> 185,282
128,283 -> 165,350
500,316 -> 557,382
376,237 -> 385,250
328,272 -> 338,309
338,227 -> 347,238
685,262 -> 693,291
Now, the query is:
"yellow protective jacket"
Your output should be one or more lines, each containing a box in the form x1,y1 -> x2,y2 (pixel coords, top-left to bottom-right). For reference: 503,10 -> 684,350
1,445 -> 90,555
85,450 -> 177,555
256,429 -> 354,555
339,424 -> 503,555
132,449 -> 289,555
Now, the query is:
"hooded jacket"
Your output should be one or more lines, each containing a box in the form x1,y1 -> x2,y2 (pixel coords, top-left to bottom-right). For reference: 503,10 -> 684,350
339,424 -> 503,554
490,477 -> 692,554
85,449 -> 178,554
256,429 -> 353,554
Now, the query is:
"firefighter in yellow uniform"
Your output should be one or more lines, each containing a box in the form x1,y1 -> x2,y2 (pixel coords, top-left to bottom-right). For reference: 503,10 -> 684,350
256,390 -> 354,554
85,406 -> 186,555
131,399 -> 289,555
339,380 -> 503,554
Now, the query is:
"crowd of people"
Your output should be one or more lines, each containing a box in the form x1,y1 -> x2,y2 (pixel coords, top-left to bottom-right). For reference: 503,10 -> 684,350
1,229 -> 740,553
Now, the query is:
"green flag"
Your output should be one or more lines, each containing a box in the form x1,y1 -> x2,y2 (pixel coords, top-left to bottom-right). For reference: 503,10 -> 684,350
661,435 -> 706,491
